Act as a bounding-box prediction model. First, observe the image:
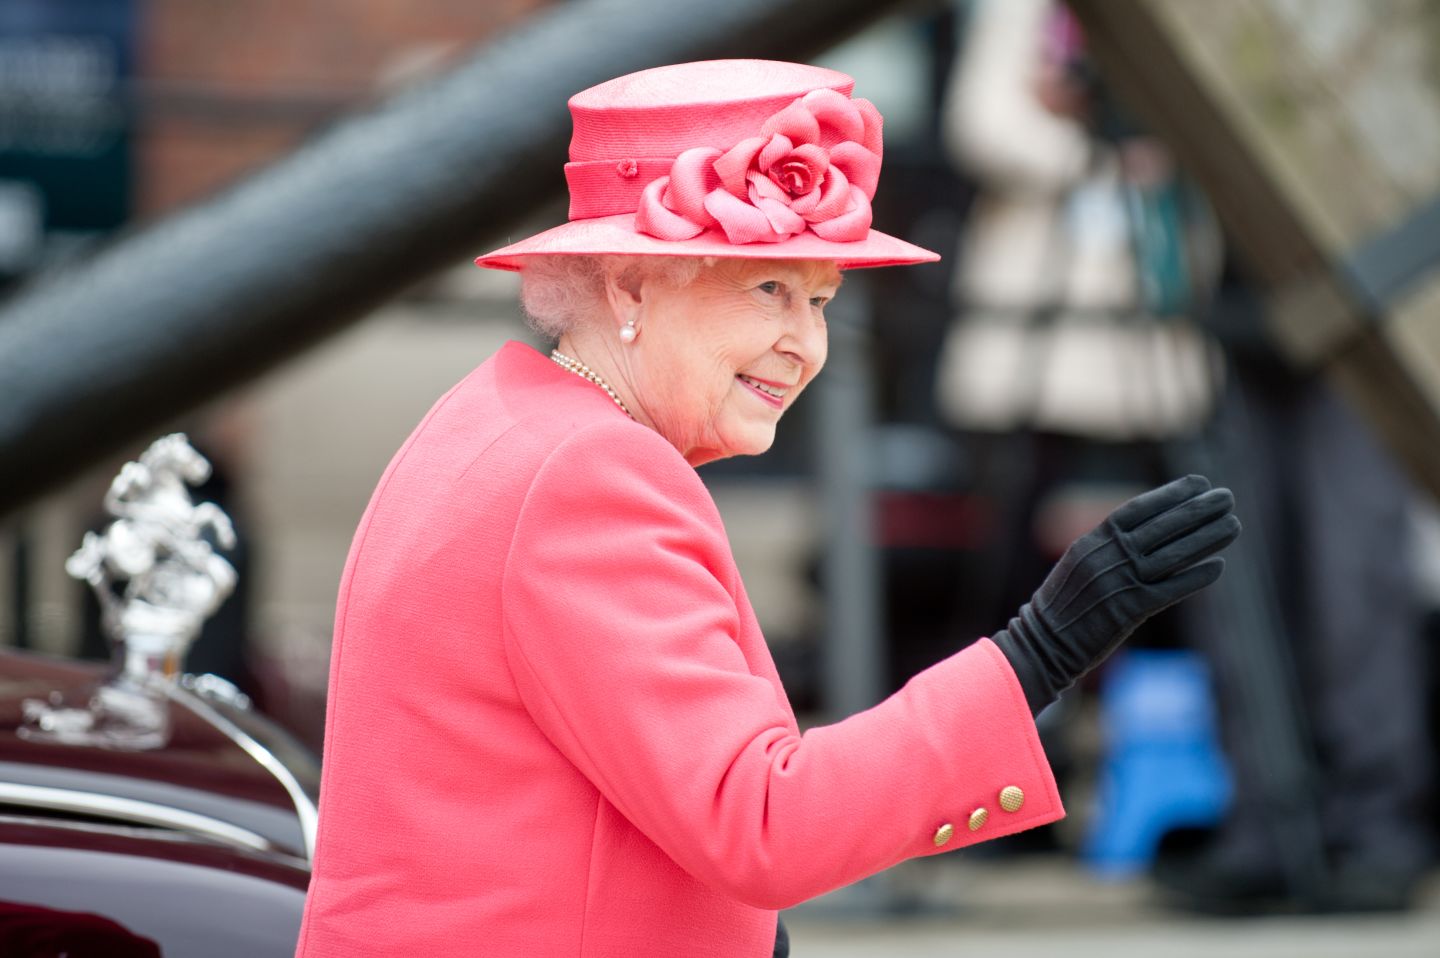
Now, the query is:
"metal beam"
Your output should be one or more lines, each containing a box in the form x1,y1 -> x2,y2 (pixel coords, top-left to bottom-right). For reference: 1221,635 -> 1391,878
1067,0 -> 1440,504
0,0 -> 916,517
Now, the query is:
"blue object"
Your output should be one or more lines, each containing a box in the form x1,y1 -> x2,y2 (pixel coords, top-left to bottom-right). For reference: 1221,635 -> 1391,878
1082,649 -> 1231,877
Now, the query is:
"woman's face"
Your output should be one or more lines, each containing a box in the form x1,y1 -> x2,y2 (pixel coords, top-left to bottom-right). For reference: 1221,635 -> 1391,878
626,259 -> 838,467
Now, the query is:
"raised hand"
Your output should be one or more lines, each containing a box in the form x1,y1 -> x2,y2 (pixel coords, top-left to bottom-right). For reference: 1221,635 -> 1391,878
991,475 -> 1241,714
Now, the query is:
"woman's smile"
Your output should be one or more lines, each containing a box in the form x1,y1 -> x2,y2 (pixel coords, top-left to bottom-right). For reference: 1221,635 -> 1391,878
736,373 -> 789,408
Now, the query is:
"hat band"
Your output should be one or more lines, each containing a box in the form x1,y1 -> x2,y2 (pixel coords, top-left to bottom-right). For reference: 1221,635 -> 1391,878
565,157 -> 676,220
563,88 -> 885,246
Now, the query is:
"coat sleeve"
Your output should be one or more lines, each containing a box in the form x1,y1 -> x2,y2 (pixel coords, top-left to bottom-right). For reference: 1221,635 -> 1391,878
500,421 -> 1063,910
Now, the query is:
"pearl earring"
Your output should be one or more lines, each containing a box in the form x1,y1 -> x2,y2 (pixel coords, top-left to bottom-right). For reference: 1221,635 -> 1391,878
619,319 -> 638,344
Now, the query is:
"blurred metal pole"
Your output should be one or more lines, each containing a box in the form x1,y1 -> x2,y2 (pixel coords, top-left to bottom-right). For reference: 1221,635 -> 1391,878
0,0 -> 914,518
815,273 -> 885,718
808,271 -> 898,918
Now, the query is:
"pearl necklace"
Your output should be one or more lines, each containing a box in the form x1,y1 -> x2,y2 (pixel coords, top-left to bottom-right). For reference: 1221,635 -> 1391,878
549,349 -> 635,420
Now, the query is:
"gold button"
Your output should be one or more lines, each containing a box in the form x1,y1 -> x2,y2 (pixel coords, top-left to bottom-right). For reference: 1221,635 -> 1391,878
999,786 -> 1025,813
968,807 -> 989,831
933,823 -> 955,847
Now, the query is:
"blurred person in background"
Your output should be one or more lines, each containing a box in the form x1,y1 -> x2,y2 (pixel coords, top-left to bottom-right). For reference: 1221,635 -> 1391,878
943,0 -> 1435,913
937,0 -> 1222,637
1155,263 -> 1437,914
293,60 -> 1239,958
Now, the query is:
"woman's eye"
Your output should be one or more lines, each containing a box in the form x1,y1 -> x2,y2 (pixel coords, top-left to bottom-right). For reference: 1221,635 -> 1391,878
810,296 -> 829,309
757,281 -> 781,295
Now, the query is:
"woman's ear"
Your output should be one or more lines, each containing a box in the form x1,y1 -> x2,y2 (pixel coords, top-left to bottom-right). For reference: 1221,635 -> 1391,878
601,263 -> 645,337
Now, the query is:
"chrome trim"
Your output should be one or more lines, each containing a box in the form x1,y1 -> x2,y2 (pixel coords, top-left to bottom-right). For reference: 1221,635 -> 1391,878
0,782 -> 274,853
181,672 -> 253,711
167,683 -> 319,860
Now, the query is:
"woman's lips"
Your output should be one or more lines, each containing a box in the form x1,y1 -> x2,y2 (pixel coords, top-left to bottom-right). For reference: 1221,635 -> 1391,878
736,373 -> 786,408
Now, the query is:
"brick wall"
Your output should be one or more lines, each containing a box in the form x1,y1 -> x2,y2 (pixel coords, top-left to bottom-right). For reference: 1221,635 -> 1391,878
134,0 -> 553,215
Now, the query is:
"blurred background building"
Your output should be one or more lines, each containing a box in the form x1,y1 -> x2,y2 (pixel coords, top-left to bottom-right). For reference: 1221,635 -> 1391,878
0,0 -> 550,744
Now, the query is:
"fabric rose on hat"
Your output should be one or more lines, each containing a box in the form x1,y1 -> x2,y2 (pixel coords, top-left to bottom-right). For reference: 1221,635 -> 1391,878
634,88 -> 883,245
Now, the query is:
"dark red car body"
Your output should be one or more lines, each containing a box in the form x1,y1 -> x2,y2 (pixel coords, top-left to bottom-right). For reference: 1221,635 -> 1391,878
0,648 -> 315,957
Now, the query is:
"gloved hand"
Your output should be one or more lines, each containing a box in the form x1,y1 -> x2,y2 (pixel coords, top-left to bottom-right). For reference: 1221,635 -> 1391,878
991,475 -> 1241,715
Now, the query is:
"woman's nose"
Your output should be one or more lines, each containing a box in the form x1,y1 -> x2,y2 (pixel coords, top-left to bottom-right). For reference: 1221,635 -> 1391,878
781,306 -> 827,368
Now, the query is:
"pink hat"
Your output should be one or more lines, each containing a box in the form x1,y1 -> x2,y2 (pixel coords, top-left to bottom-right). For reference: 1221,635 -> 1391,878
474,60 -> 939,271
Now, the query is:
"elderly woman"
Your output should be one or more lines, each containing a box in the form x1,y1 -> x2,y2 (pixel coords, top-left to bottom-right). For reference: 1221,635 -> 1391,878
295,61 -> 1239,958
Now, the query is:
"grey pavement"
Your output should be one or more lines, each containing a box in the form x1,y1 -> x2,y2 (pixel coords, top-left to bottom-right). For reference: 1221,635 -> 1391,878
784,855 -> 1440,957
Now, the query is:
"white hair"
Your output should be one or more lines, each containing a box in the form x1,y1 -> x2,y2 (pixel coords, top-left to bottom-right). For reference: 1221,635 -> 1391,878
519,255 -> 708,340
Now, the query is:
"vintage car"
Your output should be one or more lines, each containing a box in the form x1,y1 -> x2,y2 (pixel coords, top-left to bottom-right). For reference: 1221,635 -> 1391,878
1,434 -> 320,956
0,646 -> 317,956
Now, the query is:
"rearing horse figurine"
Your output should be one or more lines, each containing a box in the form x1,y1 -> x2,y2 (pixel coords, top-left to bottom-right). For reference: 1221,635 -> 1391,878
24,433 -> 238,749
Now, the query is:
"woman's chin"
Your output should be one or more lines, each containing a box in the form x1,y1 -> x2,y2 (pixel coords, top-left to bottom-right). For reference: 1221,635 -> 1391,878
685,427 -> 777,466
728,425 -> 778,459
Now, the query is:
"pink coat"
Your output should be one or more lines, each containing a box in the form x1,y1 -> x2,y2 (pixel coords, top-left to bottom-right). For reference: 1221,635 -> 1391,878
295,341 -> 1063,957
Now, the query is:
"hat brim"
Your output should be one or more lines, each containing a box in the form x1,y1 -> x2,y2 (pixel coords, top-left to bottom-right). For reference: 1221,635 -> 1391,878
474,213 -> 940,271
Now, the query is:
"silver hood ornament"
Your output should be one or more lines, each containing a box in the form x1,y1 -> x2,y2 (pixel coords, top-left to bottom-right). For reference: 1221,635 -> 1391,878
21,434 -> 237,750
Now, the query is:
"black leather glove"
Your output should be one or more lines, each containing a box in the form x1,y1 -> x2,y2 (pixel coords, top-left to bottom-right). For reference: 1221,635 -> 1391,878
992,475 -> 1240,715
